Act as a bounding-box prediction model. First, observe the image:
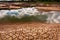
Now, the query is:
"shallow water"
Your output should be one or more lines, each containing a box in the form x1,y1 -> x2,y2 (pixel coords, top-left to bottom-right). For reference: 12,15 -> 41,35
0,7 -> 60,23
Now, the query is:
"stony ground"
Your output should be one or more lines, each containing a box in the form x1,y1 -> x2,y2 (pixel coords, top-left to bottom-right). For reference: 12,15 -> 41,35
0,22 -> 60,40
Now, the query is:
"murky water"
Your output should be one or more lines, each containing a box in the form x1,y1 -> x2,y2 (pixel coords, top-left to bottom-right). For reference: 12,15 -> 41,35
0,7 -> 60,23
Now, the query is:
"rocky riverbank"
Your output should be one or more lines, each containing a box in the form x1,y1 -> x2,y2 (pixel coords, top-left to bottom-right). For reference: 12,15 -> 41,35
0,2 -> 60,11
36,7 -> 60,11
0,22 -> 59,40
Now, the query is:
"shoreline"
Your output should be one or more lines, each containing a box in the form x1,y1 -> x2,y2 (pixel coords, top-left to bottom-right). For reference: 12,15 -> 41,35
0,2 -> 60,11
36,7 -> 60,11
0,7 -> 60,12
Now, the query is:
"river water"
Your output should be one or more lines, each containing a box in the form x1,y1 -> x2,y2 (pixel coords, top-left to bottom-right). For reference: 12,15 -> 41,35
0,7 -> 60,23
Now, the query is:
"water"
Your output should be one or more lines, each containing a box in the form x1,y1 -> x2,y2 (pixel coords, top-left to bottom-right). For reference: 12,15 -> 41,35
0,7 -> 60,23
42,11 -> 60,23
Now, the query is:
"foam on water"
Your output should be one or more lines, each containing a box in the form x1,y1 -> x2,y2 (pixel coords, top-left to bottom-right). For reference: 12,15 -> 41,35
0,7 -> 60,23
43,11 -> 60,23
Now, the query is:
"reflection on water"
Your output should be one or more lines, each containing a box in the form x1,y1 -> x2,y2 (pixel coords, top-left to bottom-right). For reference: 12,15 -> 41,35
0,7 -> 60,23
